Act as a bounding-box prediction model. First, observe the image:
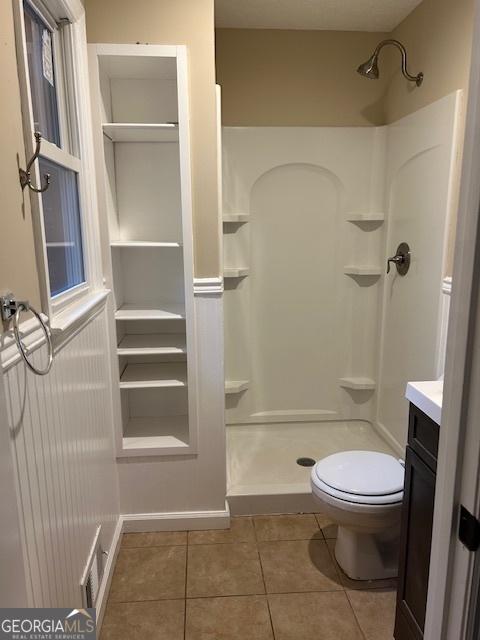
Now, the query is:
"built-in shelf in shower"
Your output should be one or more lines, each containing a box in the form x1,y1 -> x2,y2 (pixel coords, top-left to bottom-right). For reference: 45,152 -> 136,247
225,380 -> 249,394
224,267 -> 249,278
223,213 -> 249,223
344,266 -> 382,277
339,377 -> 376,391
346,213 -> 385,223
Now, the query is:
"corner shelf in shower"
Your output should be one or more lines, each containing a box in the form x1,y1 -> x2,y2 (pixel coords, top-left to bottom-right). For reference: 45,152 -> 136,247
339,377 -> 376,391
344,266 -> 382,277
225,380 -> 249,394
223,213 -> 249,224
102,122 -> 179,142
119,362 -> 187,389
224,267 -> 249,278
346,213 -> 385,223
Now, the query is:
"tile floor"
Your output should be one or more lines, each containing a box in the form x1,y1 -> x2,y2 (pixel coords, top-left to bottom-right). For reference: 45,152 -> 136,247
101,514 -> 396,640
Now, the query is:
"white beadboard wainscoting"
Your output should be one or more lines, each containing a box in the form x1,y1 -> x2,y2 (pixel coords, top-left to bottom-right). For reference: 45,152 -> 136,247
2,303 -> 120,608
117,281 -> 228,517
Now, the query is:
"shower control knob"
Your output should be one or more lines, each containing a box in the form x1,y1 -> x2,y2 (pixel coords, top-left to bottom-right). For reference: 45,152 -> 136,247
387,242 -> 411,276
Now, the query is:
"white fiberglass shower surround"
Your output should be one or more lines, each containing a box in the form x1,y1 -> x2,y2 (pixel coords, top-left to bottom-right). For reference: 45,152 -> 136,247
223,92 -> 462,514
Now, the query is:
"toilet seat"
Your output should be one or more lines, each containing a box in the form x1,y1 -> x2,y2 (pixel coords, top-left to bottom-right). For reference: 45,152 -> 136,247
311,451 -> 405,506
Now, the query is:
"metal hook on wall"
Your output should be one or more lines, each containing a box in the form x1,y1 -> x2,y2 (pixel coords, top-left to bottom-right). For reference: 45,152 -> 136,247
19,132 -> 51,193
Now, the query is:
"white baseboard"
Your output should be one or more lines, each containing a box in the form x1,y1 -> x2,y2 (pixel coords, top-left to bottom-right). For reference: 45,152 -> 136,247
121,503 -> 231,533
96,517 -> 123,629
373,420 -> 404,456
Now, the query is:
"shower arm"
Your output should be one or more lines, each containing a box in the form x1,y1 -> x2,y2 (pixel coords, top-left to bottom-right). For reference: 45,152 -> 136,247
374,39 -> 423,86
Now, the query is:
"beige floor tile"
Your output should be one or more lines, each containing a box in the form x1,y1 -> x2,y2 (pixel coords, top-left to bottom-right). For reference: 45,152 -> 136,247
326,539 -> 397,591
315,513 -> 338,539
109,546 -> 186,602
187,543 -> 265,598
268,591 -> 364,640
185,595 -> 273,640
122,531 -> 187,548
254,514 -> 322,541
188,517 -> 255,545
100,600 -> 185,640
347,588 -> 397,640
258,539 -> 342,593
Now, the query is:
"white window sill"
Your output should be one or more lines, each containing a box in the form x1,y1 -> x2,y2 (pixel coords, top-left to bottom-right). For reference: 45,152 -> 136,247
50,288 -> 110,335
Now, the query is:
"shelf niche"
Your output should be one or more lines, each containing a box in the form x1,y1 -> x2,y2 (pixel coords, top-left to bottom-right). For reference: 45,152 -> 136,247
90,43 -> 197,457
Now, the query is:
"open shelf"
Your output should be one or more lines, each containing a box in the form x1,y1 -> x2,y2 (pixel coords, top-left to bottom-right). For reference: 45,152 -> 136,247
115,303 -> 185,321
346,213 -> 385,223
102,122 -> 179,143
223,213 -> 249,224
344,266 -> 382,277
111,240 -> 182,248
117,333 -> 186,356
225,380 -> 249,394
122,415 -> 189,453
339,377 -> 376,391
119,362 -> 187,389
224,267 -> 249,278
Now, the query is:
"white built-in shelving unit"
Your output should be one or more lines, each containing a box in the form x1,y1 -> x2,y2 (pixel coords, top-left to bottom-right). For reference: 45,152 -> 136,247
90,44 -> 197,457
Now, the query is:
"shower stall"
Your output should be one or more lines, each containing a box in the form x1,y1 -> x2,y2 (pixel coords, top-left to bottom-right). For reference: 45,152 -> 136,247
222,92 -> 462,514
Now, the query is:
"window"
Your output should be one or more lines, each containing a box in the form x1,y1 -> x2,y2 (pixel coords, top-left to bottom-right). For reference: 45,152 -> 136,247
18,0 -> 90,311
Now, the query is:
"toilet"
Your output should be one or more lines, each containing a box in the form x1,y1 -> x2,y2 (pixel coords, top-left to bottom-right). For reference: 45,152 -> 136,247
311,450 -> 405,581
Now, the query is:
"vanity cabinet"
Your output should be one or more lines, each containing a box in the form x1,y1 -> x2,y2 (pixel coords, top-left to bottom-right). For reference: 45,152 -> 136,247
394,404 -> 439,640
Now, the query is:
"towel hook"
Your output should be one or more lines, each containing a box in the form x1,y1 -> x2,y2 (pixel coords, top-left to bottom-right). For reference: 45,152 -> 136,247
19,132 -> 51,193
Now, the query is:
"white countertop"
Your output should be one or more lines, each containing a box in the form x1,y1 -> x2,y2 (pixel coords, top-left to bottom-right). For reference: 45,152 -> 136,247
405,380 -> 443,426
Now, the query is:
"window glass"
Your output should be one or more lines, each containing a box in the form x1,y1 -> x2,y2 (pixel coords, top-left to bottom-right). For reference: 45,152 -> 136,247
23,3 -> 60,146
39,158 -> 85,296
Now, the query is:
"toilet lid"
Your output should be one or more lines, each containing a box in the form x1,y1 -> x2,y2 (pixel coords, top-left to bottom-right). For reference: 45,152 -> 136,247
313,451 -> 404,496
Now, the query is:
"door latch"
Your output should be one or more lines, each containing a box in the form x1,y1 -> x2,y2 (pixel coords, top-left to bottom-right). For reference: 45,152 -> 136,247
459,505 -> 480,552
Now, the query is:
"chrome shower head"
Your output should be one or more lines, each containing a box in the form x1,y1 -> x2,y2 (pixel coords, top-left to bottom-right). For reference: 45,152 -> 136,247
357,53 -> 379,80
357,39 -> 423,86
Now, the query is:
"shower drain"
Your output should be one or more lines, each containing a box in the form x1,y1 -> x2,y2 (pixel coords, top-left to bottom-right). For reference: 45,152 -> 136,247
296,457 -> 316,467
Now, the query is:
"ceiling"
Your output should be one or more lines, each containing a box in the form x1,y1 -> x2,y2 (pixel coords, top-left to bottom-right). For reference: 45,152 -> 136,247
215,0 -> 424,32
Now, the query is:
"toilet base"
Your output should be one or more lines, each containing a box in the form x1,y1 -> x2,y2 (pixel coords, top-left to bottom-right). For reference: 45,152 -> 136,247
334,525 -> 399,581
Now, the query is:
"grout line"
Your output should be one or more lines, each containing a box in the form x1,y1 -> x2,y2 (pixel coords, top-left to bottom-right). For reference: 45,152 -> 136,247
108,587 -> 353,606
344,591 -> 368,640
183,539 -> 188,640
253,518 -> 276,639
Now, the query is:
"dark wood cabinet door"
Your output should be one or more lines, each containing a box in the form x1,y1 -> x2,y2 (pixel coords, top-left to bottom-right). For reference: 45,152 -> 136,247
394,446 -> 436,640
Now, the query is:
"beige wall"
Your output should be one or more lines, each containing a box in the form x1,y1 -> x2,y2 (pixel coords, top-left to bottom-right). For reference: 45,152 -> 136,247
384,0 -> 474,123
216,0 -> 474,127
0,1 -> 41,311
85,0 -> 220,279
216,29 -> 390,126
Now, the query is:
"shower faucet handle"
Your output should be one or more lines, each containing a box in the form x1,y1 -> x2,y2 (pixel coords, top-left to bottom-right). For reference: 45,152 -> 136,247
387,242 -> 411,276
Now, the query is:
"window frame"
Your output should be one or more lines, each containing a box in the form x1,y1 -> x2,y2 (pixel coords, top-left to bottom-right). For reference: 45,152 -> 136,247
13,0 -> 103,325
